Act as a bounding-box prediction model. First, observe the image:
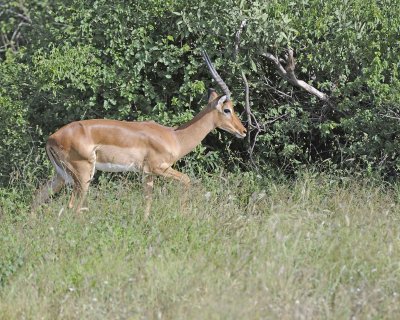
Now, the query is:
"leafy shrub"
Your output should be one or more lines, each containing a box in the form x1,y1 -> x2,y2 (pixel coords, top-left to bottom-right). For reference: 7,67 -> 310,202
0,0 -> 399,184
0,52 -> 32,183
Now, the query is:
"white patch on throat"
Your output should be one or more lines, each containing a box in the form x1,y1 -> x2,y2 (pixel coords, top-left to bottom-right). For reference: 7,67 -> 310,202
95,162 -> 139,173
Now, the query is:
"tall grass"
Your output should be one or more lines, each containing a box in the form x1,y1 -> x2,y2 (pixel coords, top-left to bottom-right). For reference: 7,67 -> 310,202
1,172 -> 399,319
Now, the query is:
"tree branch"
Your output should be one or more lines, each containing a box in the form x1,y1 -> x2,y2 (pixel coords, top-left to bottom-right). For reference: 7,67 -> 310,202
233,19 -> 263,168
0,5 -> 32,54
234,20 -> 247,60
262,49 -> 329,102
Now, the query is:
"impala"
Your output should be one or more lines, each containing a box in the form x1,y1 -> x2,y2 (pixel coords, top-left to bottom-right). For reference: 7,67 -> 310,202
32,51 -> 247,217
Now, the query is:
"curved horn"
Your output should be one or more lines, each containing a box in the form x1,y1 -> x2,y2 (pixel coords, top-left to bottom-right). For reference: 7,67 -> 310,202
202,50 -> 231,100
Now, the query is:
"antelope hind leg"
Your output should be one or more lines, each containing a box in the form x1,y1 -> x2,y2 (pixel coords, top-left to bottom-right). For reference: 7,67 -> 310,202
31,174 -> 65,212
70,161 -> 95,213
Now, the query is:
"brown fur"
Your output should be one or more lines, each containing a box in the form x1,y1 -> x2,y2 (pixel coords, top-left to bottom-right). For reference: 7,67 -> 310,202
32,90 -> 247,217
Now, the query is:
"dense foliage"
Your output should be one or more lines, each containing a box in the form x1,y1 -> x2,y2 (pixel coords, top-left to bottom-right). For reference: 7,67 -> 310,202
1,0 -> 399,184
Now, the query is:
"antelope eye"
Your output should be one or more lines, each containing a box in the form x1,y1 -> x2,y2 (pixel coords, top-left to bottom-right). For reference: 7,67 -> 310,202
223,108 -> 231,114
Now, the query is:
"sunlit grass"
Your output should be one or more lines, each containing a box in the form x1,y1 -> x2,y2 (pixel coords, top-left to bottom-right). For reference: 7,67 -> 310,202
1,172 -> 400,319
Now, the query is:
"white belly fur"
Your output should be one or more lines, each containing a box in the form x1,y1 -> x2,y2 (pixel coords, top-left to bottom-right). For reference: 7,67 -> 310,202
95,162 -> 140,173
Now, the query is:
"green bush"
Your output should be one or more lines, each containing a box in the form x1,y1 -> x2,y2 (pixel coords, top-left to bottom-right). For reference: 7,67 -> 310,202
0,0 -> 399,184
0,52 -> 32,183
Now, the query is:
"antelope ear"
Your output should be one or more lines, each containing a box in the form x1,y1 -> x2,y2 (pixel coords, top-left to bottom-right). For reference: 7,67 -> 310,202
208,88 -> 218,103
215,95 -> 227,112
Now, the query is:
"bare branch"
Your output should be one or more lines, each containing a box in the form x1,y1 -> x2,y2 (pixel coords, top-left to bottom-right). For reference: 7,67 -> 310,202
233,20 -> 257,162
241,70 -> 252,145
3,8 -> 32,24
11,21 -> 25,42
233,20 -> 278,170
380,114 -> 400,121
234,20 -> 247,60
262,49 -> 329,102
262,75 -> 295,101
265,113 -> 289,125
0,4 -> 32,54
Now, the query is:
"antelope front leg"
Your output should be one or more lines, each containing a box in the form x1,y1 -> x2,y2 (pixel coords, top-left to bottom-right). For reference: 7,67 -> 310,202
154,167 -> 191,212
143,174 -> 154,219
154,167 -> 191,187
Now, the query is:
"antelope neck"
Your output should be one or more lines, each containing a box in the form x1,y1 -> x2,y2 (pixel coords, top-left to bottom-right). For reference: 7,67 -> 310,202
174,107 -> 216,159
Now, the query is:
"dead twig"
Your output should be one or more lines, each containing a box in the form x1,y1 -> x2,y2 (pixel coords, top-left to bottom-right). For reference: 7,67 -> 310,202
262,49 -> 330,102
0,5 -> 31,53
234,20 -> 264,168
234,20 -> 247,60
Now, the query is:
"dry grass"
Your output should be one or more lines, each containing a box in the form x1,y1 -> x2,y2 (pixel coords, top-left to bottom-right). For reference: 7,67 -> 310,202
1,172 -> 400,319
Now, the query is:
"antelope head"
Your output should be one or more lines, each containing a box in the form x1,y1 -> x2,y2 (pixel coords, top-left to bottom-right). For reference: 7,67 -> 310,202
202,51 -> 247,139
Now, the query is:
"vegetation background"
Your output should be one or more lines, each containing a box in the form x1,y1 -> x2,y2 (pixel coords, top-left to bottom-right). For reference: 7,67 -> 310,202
1,0 -> 400,318
1,0 -> 399,183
